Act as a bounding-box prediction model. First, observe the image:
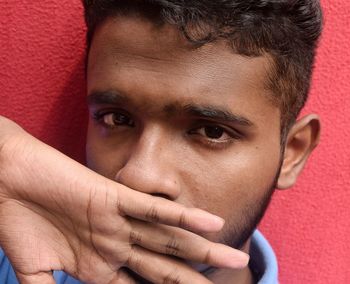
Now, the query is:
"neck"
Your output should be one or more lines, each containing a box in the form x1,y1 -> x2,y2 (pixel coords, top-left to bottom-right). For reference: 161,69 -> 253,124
205,266 -> 254,284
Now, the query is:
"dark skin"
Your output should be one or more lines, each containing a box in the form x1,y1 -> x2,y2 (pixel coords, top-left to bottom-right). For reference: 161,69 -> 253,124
0,115 -> 252,284
0,7 -> 322,284
86,15 -> 320,283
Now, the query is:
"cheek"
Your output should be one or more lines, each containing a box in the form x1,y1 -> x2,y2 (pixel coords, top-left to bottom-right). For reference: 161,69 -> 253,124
86,122 -> 132,178
180,144 -> 281,219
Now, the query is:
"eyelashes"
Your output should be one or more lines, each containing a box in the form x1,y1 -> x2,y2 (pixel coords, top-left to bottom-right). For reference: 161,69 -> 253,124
93,110 -> 135,128
188,124 -> 242,149
92,109 -> 243,149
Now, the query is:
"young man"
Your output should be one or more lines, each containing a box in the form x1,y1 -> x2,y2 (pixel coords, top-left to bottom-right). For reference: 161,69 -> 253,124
0,0 -> 322,283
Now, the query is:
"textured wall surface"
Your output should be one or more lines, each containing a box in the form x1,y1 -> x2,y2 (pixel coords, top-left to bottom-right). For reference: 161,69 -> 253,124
0,0 -> 349,283
260,0 -> 350,282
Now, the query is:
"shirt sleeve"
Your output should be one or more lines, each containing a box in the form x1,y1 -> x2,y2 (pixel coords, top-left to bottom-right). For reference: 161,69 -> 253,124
54,271 -> 84,284
0,248 -> 19,284
0,248 -> 83,284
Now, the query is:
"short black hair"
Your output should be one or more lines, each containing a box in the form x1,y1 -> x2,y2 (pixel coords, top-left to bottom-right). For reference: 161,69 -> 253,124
83,0 -> 323,135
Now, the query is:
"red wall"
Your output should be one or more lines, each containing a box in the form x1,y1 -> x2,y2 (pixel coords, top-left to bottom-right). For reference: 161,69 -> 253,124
0,1 -> 349,283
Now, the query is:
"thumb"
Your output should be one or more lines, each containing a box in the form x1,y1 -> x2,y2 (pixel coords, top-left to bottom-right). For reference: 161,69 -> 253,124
16,271 -> 56,284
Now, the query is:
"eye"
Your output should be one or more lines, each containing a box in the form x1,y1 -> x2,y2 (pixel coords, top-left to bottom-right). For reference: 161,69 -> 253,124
188,124 -> 242,149
194,125 -> 230,140
93,111 -> 135,128
201,126 -> 225,139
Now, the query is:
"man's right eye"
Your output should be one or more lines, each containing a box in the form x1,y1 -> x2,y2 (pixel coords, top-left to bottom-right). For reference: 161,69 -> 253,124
93,111 -> 135,128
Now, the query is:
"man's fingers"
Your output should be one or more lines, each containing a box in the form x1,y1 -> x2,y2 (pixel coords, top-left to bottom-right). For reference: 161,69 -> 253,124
15,271 -> 56,284
125,245 -> 213,284
17,270 -> 137,284
117,185 -> 224,233
110,268 -> 137,284
128,220 -> 249,269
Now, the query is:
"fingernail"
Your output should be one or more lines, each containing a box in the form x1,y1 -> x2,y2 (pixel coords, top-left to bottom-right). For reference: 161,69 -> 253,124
199,213 -> 225,232
210,215 -> 225,228
224,251 -> 250,269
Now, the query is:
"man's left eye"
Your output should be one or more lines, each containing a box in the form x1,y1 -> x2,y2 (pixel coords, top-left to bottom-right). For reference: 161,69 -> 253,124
190,125 -> 233,140
200,126 -> 226,139
95,112 -> 135,128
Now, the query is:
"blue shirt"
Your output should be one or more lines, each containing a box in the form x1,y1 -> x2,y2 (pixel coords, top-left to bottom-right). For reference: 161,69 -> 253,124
250,230 -> 279,284
0,230 -> 278,283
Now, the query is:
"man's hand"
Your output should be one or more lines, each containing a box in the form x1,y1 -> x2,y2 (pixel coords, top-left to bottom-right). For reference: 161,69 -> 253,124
0,116 -> 249,284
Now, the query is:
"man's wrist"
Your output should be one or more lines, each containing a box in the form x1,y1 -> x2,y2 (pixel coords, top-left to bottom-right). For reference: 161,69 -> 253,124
0,116 -> 25,199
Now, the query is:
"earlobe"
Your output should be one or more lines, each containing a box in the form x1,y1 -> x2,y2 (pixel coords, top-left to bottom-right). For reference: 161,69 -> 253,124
277,114 -> 321,190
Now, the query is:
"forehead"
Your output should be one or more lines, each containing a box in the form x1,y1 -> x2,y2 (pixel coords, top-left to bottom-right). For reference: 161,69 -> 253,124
87,16 -> 280,129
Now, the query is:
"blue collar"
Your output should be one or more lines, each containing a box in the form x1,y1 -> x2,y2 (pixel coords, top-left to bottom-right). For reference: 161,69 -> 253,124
250,230 -> 279,284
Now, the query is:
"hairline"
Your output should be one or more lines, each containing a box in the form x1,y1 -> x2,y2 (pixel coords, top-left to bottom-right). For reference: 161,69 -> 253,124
86,12 -> 300,144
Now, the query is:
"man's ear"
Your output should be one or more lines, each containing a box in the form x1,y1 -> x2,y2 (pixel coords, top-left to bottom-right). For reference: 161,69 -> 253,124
277,114 -> 321,189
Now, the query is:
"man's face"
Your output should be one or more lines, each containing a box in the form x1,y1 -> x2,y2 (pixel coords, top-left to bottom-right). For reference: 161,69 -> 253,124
86,16 -> 282,248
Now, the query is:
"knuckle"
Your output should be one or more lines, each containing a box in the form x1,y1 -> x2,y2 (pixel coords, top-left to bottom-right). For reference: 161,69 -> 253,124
203,248 -> 212,265
116,197 -> 126,217
178,210 -> 188,229
126,246 -> 142,274
165,237 -> 181,257
146,204 -> 160,223
129,230 -> 142,245
163,272 -> 181,284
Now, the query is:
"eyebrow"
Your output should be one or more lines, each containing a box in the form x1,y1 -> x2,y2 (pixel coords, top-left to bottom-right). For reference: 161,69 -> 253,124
181,104 -> 254,127
87,91 -> 128,105
87,90 -> 254,127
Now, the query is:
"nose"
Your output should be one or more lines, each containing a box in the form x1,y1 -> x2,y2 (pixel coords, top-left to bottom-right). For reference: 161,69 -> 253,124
114,125 -> 181,200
